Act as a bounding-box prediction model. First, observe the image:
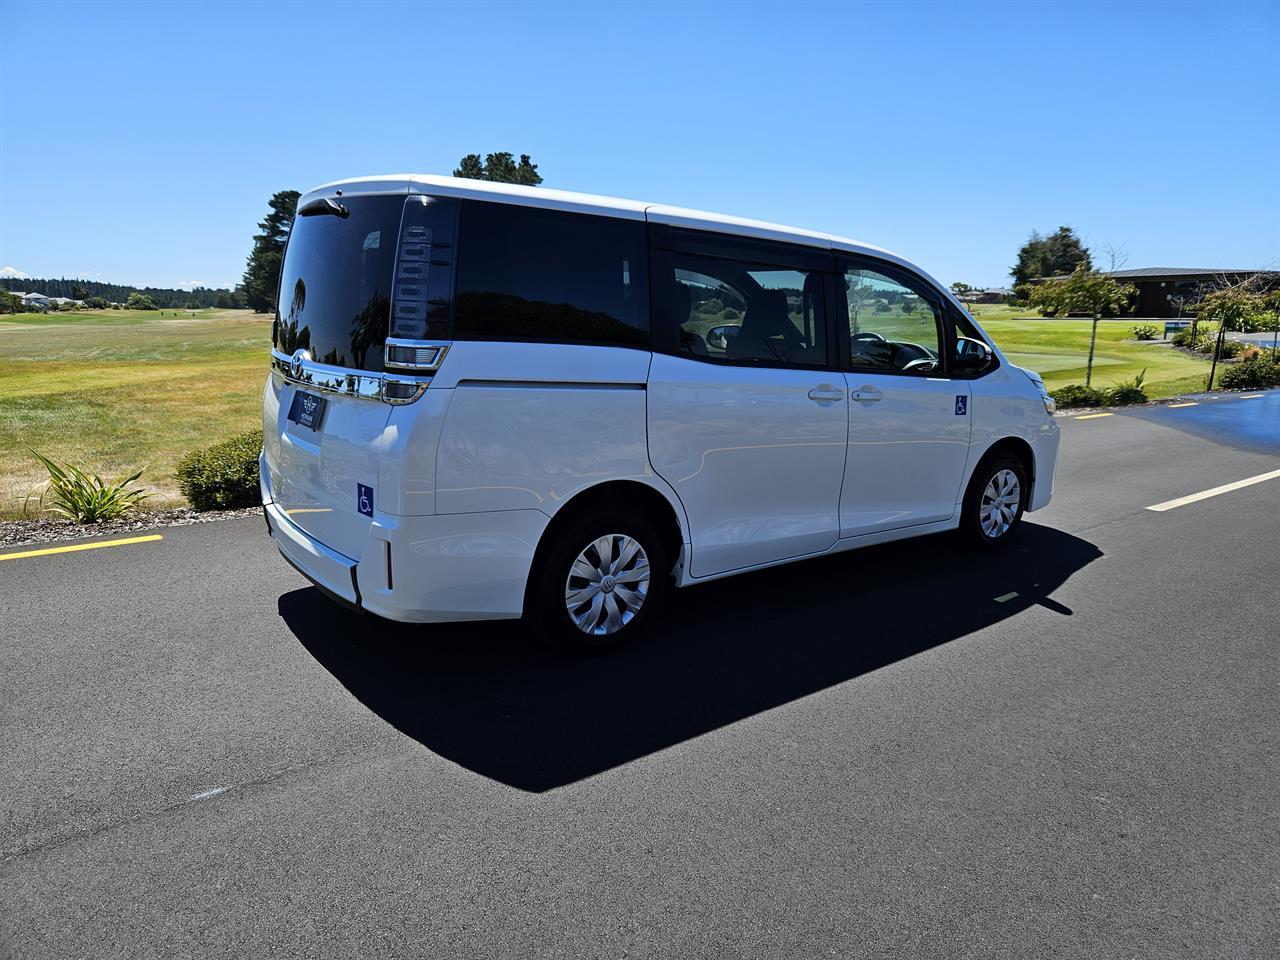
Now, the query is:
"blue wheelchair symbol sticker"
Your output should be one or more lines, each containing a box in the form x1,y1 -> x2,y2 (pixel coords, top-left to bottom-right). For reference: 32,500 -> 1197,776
357,483 -> 374,517
955,395 -> 968,416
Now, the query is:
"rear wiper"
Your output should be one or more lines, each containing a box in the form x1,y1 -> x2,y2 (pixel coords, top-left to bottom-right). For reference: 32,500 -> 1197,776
298,197 -> 349,219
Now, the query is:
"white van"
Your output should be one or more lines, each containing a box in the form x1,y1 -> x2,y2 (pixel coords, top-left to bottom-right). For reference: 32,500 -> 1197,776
262,175 -> 1059,649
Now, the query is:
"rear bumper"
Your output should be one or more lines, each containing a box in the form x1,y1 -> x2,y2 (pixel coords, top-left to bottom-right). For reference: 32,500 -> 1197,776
264,500 -> 363,605
262,466 -> 550,623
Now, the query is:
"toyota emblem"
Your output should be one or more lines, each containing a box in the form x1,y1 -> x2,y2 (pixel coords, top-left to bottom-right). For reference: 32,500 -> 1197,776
290,349 -> 310,380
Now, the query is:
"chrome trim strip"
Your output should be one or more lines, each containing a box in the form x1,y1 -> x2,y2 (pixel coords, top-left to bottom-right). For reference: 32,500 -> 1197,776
270,349 -> 430,405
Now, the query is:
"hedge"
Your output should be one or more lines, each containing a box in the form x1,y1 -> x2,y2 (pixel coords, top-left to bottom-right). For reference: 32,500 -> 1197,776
1218,356 -> 1280,391
1050,384 -> 1106,408
176,429 -> 263,511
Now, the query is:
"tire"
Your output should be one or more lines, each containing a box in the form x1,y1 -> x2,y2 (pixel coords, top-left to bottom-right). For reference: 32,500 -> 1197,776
530,508 -> 669,653
961,453 -> 1028,548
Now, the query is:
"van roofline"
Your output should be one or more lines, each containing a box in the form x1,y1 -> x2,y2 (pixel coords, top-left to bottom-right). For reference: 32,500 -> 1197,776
300,173 -> 913,268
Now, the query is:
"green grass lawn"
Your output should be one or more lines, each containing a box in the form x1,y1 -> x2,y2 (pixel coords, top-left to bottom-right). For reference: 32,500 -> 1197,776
969,305 -> 1213,398
0,303 -> 1215,517
1,308 -> 270,515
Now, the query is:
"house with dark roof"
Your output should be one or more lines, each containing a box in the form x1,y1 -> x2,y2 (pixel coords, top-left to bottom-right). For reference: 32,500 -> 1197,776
1103,268 -> 1280,318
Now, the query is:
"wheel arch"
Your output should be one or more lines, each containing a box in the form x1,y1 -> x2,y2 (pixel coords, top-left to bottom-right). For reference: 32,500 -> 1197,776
524,478 -> 690,615
965,435 -> 1036,502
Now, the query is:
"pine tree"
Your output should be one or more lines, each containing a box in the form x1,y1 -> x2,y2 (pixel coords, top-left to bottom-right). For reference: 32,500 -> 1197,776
453,154 -> 485,179
453,152 -> 543,185
1010,226 -> 1091,286
242,190 -> 301,314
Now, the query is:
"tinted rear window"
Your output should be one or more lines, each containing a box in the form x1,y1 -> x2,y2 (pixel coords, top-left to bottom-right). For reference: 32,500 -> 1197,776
453,201 -> 648,347
275,194 -> 405,371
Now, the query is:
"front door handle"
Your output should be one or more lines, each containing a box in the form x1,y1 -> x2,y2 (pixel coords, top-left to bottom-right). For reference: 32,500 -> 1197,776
850,386 -> 884,402
807,384 -> 845,403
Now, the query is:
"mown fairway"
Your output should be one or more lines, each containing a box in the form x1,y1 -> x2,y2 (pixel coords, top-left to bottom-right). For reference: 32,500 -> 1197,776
0,304 -> 1214,515
0,309 -> 269,514
971,305 -> 1213,398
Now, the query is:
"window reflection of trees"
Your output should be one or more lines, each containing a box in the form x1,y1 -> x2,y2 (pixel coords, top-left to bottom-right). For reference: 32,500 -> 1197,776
278,278 -> 309,353
349,292 -> 392,368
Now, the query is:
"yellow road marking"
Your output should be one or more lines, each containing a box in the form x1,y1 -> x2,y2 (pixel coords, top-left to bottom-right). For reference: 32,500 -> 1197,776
285,508 -> 332,515
0,533 -> 163,562
1147,468 -> 1280,512
1075,412 -> 1113,420
994,592 -> 1019,603
1239,394 -> 1264,399
1167,401 -> 1199,408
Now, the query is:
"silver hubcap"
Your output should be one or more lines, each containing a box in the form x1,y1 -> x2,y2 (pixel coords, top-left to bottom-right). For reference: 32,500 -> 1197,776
564,534 -> 651,636
980,469 -> 1021,538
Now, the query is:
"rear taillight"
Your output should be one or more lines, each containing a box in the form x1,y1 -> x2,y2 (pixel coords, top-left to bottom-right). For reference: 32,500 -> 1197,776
385,341 -> 445,370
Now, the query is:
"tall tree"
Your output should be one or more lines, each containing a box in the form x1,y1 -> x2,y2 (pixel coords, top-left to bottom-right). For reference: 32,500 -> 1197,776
453,154 -> 485,179
1010,226 -> 1092,287
242,189 -> 300,314
453,152 -> 543,185
513,154 -> 541,185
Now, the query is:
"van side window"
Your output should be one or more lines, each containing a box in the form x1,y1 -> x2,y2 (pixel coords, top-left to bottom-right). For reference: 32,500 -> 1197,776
661,254 -> 827,368
841,266 -> 943,375
453,202 -> 648,346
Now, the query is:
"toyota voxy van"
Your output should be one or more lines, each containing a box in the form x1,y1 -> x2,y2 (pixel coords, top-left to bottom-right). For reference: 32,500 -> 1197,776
262,175 -> 1059,649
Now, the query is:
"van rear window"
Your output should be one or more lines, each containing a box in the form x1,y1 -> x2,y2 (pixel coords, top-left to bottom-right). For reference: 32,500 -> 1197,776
275,194 -> 407,371
453,201 -> 648,347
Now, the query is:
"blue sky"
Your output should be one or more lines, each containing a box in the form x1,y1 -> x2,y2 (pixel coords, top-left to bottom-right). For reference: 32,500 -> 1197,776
1,0 -> 1276,290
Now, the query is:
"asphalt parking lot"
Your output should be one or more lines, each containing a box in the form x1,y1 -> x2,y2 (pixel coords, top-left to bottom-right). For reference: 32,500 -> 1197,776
3,391 -> 1278,959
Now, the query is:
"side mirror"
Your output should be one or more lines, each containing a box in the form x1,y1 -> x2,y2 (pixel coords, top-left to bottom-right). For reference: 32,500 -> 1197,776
706,324 -> 741,350
954,337 -> 993,374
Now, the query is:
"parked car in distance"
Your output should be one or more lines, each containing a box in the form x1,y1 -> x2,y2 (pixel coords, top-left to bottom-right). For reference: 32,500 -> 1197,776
262,175 -> 1060,649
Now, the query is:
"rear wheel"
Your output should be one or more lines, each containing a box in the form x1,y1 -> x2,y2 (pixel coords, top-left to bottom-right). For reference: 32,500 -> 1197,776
961,453 -> 1028,548
531,509 -> 668,652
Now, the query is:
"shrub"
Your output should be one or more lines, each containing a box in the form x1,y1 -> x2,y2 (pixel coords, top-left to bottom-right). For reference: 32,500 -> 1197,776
176,429 -> 263,510
1132,323 -> 1160,341
721,307 -> 740,320
1216,338 -> 1246,359
1050,383 -> 1106,408
1217,356 -> 1280,391
1238,345 -> 1263,362
30,452 -> 151,522
1107,369 -> 1148,406
1172,323 -> 1216,351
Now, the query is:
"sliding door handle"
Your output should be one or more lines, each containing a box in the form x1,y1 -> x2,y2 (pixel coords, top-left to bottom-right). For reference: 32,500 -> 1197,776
807,384 -> 845,403
850,386 -> 883,402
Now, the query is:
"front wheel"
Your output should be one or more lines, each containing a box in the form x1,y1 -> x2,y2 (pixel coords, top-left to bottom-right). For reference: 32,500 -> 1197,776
530,510 -> 668,653
961,454 -> 1028,548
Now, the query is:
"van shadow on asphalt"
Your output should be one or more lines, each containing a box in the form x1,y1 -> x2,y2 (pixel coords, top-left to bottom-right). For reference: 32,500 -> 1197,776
278,522 -> 1101,793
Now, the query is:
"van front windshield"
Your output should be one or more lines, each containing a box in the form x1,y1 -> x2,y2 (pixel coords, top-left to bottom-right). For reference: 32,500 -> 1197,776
274,194 -> 405,372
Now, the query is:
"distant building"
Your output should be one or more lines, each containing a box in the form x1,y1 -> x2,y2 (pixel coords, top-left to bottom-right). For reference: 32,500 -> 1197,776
1104,268 -> 1280,318
20,292 -> 50,309
957,287 -> 1014,305
48,297 -> 84,307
